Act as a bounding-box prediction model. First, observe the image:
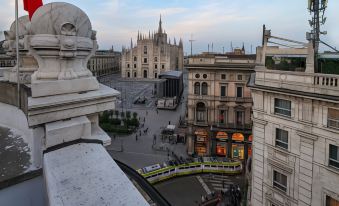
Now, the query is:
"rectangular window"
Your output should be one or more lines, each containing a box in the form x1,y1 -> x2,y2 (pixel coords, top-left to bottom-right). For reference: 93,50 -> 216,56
162,64 -> 165,69
127,64 -> 130,68
237,75 -> 242,81
326,196 -> 339,206
155,64 -> 158,69
273,170 -> 287,192
328,108 -> 339,130
236,111 -> 244,126
219,110 -> 226,124
134,64 -> 137,68
221,74 -> 226,80
329,144 -> 339,169
220,85 -> 226,97
236,87 -> 243,98
144,46 -> 147,54
144,58 -> 147,63
276,128 -> 288,149
274,98 -> 291,117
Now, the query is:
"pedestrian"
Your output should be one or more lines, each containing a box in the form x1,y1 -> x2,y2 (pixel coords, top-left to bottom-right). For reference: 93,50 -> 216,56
139,130 -> 141,136
135,134 -> 138,141
144,117 -> 145,122
113,134 -> 116,140
169,121 -> 171,125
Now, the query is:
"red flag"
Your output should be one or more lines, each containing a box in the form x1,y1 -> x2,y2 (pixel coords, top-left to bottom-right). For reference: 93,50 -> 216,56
23,0 -> 43,20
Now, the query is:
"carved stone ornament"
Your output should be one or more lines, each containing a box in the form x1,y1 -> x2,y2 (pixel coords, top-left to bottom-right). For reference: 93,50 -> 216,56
26,2 -> 100,97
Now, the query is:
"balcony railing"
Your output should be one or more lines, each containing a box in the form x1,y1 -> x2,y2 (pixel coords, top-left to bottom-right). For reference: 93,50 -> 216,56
255,68 -> 339,96
215,123 -> 252,130
328,118 -> 339,130
219,96 -> 252,103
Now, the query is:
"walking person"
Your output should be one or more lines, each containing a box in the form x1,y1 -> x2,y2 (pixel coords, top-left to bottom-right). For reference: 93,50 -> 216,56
135,134 -> 138,141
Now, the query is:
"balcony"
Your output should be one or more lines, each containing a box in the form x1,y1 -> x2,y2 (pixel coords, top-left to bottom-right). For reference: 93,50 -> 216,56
215,123 -> 252,131
219,96 -> 252,103
328,118 -> 339,130
254,67 -> 339,97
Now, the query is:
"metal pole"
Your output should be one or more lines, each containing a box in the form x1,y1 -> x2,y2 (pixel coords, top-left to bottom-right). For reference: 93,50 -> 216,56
15,0 -> 20,107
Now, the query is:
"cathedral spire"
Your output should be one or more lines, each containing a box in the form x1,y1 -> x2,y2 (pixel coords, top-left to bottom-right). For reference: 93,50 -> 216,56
158,14 -> 163,34
149,30 -> 151,39
242,42 -> 245,52
179,38 -> 183,48
174,38 -> 177,45
130,38 -> 133,49
137,31 -> 140,40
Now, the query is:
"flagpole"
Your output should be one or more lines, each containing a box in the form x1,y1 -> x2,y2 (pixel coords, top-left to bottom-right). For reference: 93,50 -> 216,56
15,0 -> 20,108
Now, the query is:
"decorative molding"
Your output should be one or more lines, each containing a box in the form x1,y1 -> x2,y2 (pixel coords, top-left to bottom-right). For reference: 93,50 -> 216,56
267,157 -> 293,174
296,130 -> 318,141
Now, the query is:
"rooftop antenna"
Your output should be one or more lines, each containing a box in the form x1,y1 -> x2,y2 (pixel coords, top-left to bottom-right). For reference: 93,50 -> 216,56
307,0 -> 328,72
189,34 -> 196,56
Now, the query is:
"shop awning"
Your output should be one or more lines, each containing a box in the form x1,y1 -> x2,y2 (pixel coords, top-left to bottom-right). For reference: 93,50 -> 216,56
248,135 -> 253,142
232,133 -> 244,141
216,131 -> 228,139
195,129 -> 208,137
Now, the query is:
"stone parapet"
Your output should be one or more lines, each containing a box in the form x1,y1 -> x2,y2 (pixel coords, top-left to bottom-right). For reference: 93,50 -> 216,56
255,67 -> 339,97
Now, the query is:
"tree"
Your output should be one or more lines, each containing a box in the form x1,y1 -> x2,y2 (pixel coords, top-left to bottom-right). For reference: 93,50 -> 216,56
121,111 -> 125,119
126,111 -> 131,119
132,112 -> 138,119
114,110 -> 119,118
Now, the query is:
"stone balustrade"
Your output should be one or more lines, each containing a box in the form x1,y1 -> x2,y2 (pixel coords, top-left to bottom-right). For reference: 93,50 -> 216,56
255,67 -> 339,97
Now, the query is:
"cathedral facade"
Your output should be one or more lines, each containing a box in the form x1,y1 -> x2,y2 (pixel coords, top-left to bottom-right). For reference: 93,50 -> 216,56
121,16 -> 184,79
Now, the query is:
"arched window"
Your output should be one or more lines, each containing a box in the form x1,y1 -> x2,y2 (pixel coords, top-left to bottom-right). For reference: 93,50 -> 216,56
194,82 -> 200,95
202,82 -> 208,95
127,72 -> 130,78
134,72 -> 137,78
134,56 -> 137,61
154,57 -> 158,62
196,102 -> 206,122
143,70 -> 148,78
155,73 -> 158,78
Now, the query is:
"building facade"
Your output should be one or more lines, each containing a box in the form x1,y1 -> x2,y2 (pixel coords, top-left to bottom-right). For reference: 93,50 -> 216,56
249,29 -> 339,206
121,16 -> 184,79
186,52 -> 255,158
87,50 -> 121,77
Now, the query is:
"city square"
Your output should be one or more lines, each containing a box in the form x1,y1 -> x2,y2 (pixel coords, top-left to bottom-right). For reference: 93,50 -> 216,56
0,0 -> 338,206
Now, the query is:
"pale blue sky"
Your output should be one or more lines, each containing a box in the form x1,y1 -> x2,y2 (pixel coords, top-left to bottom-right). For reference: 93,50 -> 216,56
0,0 -> 338,54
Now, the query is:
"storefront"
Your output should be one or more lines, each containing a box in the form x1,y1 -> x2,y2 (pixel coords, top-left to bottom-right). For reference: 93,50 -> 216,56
216,131 -> 228,156
194,129 -> 208,156
232,133 -> 245,160
247,135 -> 253,157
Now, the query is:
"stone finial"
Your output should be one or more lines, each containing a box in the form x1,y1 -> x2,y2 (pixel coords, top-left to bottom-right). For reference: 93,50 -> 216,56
2,15 -> 38,83
26,2 -> 99,97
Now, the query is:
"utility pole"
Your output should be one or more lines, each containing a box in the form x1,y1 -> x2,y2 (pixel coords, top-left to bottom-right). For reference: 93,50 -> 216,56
189,34 -> 196,56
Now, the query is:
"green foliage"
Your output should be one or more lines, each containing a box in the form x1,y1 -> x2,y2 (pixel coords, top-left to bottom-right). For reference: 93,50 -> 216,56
126,111 -> 131,119
124,118 -> 140,127
133,112 -> 138,119
121,111 -> 125,118
114,110 -> 119,118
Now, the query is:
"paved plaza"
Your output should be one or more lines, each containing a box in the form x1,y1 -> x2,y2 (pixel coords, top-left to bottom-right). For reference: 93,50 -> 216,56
99,73 -> 188,169
99,73 -> 245,205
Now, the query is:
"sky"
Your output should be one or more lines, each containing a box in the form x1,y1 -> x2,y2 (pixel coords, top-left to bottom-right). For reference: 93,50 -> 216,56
0,0 -> 338,55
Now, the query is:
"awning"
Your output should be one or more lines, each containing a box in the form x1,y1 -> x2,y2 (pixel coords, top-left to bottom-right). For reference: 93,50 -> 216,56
216,131 -> 228,140
232,133 -> 244,141
248,135 -> 253,142
195,129 -> 208,137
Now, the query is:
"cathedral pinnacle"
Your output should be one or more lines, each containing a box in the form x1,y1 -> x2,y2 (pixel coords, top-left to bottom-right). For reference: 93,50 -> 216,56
158,14 -> 163,34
